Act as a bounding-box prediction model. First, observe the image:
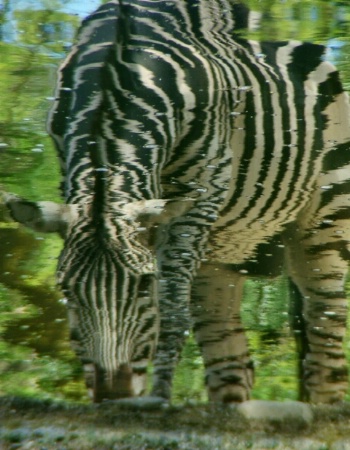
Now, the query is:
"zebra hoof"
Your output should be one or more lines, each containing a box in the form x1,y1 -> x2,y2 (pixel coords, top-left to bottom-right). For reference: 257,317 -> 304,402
111,396 -> 169,411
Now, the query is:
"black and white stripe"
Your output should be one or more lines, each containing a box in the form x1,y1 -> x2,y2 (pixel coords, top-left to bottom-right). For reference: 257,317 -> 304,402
7,0 -> 350,403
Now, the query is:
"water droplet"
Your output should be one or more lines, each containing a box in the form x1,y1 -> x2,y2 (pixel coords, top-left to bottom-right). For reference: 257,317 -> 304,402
237,85 -> 252,91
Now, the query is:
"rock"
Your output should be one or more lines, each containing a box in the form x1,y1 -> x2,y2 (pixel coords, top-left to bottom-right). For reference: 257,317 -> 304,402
32,426 -> 66,441
331,439 -> 350,450
3,427 -> 32,443
112,395 -> 168,410
237,400 -> 313,427
290,438 -> 327,450
250,437 -> 280,448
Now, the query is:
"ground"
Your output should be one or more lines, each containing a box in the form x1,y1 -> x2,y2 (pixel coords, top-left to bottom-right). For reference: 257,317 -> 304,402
2,397 -> 350,449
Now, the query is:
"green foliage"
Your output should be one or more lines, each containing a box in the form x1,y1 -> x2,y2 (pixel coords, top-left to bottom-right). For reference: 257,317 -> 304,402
0,341 -> 87,402
242,0 -> 350,42
0,239 -> 87,402
172,335 -> 207,404
13,5 -> 79,53
0,283 -> 39,332
0,2 -> 84,402
241,277 -> 298,400
0,42 -> 61,200
241,277 -> 290,332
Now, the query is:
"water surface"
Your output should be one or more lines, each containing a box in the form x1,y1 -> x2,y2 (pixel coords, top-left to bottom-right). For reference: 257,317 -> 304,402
1,0 -> 350,404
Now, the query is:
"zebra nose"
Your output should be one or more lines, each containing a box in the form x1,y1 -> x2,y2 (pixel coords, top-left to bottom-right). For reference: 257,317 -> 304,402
84,363 -> 135,403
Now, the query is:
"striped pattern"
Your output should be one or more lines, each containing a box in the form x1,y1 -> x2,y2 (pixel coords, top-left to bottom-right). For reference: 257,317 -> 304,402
44,0 -> 350,403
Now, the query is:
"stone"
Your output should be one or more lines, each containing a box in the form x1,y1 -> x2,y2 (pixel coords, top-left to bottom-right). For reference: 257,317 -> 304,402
331,439 -> 350,450
237,400 -> 313,426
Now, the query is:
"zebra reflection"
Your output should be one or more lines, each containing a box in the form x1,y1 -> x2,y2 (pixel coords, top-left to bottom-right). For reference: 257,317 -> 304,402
6,0 -> 350,404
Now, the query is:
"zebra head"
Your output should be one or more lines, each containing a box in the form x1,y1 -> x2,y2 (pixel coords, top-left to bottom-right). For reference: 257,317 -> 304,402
4,194 -> 178,401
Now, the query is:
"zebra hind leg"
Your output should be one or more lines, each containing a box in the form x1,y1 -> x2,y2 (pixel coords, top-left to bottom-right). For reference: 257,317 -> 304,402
191,263 -> 254,403
284,223 -> 349,403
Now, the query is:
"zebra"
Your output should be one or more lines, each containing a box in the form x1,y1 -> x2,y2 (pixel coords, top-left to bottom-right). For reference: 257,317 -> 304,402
5,0 -> 350,404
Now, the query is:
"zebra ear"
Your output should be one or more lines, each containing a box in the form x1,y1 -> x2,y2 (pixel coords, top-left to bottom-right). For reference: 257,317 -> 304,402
121,199 -> 194,223
3,193 -> 75,237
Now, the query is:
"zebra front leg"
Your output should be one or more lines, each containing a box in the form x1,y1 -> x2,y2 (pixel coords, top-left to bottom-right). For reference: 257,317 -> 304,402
150,216 -> 212,401
150,277 -> 192,400
191,263 -> 253,403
